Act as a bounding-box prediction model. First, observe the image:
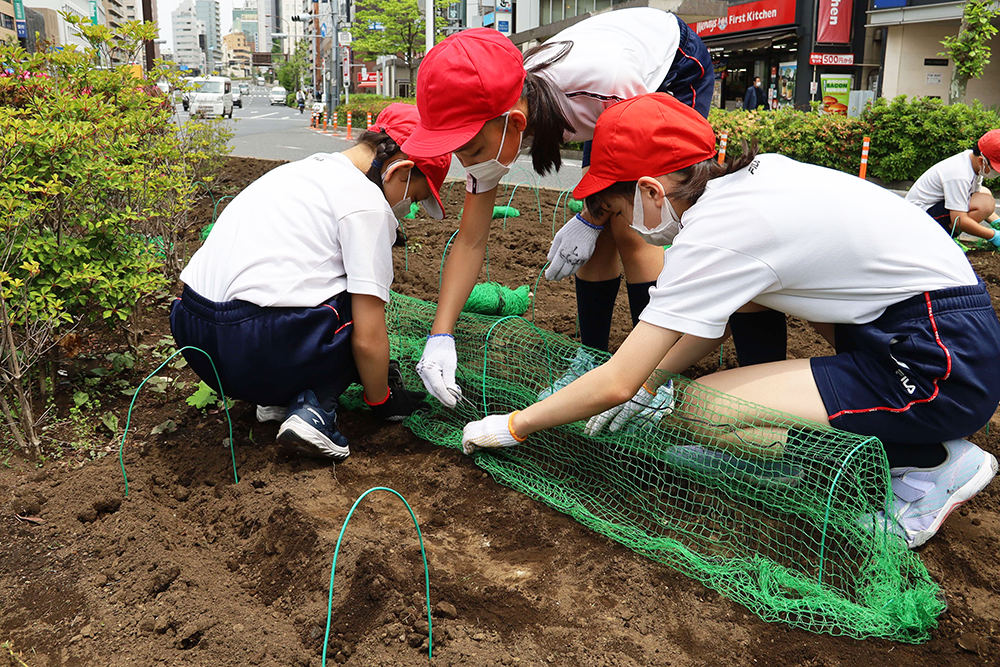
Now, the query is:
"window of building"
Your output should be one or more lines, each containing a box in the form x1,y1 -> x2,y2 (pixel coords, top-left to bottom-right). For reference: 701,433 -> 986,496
1,13 -> 14,30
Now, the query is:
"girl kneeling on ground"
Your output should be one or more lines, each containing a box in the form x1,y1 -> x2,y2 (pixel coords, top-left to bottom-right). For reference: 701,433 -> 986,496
461,93 -> 1000,549
170,104 -> 447,462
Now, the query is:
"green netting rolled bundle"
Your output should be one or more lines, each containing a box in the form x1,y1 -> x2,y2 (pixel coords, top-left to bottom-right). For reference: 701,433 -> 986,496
458,206 -> 521,220
567,198 -> 583,213
369,292 -> 944,642
200,223 -> 214,241
462,283 -> 531,317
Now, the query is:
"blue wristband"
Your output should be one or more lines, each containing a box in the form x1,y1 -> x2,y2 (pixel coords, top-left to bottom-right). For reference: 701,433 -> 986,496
575,213 -> 602,230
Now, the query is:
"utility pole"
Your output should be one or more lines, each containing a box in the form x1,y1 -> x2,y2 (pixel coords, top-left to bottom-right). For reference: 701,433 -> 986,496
425,0 -> 433,55
141,0 -> 155,73
327,0 -> 340,119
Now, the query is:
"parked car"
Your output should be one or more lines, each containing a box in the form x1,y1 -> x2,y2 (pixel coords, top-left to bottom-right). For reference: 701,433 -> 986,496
269,85 -> 287,105
189,76 -> 234,118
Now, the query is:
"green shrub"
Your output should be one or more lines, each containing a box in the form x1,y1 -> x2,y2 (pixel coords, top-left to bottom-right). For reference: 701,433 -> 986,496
861,96 -> 1000,182
0,15 -> 231,455
708,108 -> 869,175
706,98 -> 1000,184
334,93 -> 415,126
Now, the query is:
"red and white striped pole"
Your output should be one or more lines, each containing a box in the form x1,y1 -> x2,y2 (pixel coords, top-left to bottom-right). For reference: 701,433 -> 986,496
366,111 -> 372,129
859,136 -> 871,180
718,132 -> 728,164
333,112 -> 338,133
346,111 -> 353,140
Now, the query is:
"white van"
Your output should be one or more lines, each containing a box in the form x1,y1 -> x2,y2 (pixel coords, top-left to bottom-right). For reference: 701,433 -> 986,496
189,76 -> 234,118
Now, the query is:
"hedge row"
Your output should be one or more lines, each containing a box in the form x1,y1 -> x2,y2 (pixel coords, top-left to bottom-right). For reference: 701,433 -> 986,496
710,96 -> 1000,184
332,93 -> 415,126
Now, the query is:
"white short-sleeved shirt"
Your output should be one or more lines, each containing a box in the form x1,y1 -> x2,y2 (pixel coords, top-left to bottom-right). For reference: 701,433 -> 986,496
640,154 -> 978,338
181,153 -> 398,307
905,150 -> 982,213
524,8 -> 681,144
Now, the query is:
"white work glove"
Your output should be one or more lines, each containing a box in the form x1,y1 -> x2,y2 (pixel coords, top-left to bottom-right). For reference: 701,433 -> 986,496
461,412 -> 527,455
416,334 -> 461,408
545,213 -> 603,281
585,381 -> 675,436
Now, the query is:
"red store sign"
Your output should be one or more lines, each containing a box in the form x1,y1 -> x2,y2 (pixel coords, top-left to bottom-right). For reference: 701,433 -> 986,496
816,0 -> 853,44
691,0 -> 797,37
809,52 -> 855,65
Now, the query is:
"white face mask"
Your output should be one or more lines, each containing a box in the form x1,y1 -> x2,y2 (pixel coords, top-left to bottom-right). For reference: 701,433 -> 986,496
383,163 -> 412,219
465,113 -> 522,192
978,159 -> 998,180
631,184 -> 681,246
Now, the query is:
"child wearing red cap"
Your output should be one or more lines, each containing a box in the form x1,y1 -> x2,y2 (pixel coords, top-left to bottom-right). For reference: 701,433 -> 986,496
402,11 -> 788,410
170,104 -> 449,462
462,93 -> 1000,550
906,129 -> 1000,247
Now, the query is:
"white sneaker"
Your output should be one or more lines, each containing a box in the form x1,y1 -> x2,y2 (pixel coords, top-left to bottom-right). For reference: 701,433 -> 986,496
256,405 -> 286,423
875,439 -> 998,548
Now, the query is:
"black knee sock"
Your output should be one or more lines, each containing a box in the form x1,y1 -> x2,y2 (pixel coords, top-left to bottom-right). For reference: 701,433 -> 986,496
576,275 -> 620,352
626,281 -> 657,327
729,310 -> 788,367
882,442 -> 948,469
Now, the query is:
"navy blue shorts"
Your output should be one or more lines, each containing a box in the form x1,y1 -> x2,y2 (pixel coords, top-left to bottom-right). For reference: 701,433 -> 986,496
582,15 -> 713,168
811,280 -> 1000,445
169,286 -> 358,408
925,200 -> 958,235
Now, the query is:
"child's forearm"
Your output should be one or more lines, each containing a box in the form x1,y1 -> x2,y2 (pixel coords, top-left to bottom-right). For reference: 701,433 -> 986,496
350,294 -> 390,401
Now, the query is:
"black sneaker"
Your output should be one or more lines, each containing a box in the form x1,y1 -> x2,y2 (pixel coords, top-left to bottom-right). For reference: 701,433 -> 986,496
277,390 -> 350,461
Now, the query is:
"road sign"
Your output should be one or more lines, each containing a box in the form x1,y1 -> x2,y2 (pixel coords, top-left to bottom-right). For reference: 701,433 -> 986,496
339,31 -> 352,45
320,23 -> 327,37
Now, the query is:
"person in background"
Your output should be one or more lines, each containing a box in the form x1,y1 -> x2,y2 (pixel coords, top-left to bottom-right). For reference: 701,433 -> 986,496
170,104 -> 449,462
743,77 -> 766,111
906,129 -> 1000,248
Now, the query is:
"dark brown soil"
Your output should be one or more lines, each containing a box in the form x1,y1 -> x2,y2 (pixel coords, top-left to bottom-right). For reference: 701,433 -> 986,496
3,156 -> 1000,667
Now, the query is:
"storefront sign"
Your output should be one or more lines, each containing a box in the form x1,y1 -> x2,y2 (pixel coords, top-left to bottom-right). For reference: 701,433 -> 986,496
816,0 -> 852,44
925,73 -> 942,85
90,0 -> 98,25
691,0 -> 796,38
820,73 -> 852,115
809,52 -> 855,66
13,0 -> 27,38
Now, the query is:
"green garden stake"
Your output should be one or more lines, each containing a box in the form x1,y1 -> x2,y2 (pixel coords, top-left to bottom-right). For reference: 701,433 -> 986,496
119,346 -> 237,496
322,487 -> 434,664
212,195 -> 234,224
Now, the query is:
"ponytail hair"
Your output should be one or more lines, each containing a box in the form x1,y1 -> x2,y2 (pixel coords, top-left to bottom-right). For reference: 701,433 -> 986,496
584,140 -> 761,216
356,129 -> 402,190
522,41 -> 576,175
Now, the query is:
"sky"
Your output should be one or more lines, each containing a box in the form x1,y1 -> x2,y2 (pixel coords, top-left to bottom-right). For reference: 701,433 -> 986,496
157,0 -> 236,53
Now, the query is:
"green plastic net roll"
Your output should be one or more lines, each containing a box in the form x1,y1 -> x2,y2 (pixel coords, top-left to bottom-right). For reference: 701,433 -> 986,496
349,291 -> 945,641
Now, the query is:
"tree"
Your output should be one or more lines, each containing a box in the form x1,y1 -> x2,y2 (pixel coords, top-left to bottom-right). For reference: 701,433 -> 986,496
351,0 -> 448,90
277,40 -> 310,93
940,0 -> 1000,104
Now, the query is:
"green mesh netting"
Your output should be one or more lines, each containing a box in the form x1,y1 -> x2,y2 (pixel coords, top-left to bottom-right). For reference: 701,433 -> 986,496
345,291 -> 945,642
463,283 -> 531,317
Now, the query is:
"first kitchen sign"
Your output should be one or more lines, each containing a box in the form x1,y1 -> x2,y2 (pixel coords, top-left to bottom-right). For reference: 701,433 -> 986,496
691,0 -> 796,37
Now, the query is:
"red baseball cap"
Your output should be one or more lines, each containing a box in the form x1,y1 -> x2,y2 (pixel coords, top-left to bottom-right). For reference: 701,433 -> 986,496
402,28 -> 525,158
573,93 -> 718,200
371,103 -> 452,219
979,129 -> 1000,169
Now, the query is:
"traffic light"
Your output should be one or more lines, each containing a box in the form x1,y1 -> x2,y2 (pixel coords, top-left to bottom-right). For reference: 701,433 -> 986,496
291,14 -> 311,22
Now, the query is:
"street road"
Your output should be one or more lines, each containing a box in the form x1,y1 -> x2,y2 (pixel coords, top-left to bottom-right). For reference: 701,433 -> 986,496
177,85 -> 584,191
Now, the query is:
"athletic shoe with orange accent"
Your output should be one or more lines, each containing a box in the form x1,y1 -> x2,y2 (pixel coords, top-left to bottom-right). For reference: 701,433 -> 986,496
873,439 -> 998,548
